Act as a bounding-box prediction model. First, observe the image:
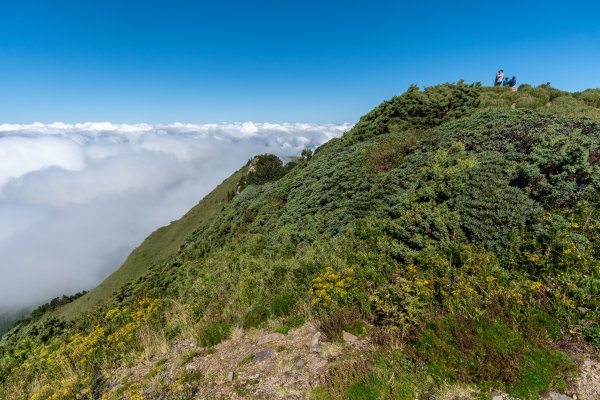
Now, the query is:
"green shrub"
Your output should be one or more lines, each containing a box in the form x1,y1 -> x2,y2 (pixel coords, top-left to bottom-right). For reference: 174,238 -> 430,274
272,325 -> 289,335
163,322 -> 181,340
197,321 -> 231,347
364,133 -> 422,173
583,324 -> 600,350
238,154 -> 288,192
271,293 -> 295,317
350,80 -> 481,142
242,302 -> 271,329
177,371 -> 203,383
575,88 -> 600,108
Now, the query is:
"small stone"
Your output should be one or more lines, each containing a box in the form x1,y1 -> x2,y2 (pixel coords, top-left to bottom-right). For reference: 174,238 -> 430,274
309,332 -> 321,353
578,307 -> 589,314
342,331 -> 358,343
295,358 -> 306,368
548,392 -> 572,400
491,391 -> 506,400
572,394 -> 578,400
227,371 -> 235,381
253,349 -> 275,361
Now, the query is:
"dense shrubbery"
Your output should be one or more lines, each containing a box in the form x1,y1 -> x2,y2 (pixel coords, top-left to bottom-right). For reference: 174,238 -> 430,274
2,82 -> 600,399
237,154 -> 288,192
349,80 -> 481,142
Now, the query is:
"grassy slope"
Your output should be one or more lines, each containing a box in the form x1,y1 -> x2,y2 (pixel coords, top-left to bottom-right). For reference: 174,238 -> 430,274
57,167 -> 247,320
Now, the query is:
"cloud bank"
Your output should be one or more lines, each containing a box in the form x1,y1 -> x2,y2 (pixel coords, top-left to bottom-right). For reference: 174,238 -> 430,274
0,121 -> 352,313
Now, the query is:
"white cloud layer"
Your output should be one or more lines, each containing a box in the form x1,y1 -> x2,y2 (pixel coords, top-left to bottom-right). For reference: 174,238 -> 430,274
0,121 -> 352,312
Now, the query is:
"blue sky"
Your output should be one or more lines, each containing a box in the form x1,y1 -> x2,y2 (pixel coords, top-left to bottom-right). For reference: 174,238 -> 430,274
1,0 -> 599,123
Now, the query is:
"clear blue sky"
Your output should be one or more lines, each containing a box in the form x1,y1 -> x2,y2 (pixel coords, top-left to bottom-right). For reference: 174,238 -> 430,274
1,1 -> 599,123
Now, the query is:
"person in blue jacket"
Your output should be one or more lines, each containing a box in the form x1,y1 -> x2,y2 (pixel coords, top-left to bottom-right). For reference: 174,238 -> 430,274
501,76 -> 517,87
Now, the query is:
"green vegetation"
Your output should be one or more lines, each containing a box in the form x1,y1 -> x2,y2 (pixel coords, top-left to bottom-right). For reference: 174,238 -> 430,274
1,83 -> 600,399
237,153 -> 289,192
197,321 -> 231,347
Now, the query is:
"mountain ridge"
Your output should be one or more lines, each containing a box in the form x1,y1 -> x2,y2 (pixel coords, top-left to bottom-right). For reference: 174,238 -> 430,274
2,82 -> 600,399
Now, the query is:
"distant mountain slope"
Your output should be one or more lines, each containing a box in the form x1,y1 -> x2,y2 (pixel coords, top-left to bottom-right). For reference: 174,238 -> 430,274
57,167 -> 247,320
0,311 -> 26,338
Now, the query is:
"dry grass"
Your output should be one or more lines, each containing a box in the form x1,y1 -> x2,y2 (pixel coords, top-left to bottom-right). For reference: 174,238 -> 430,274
164,299 -> 198,339
319,307 -> 363,342
371,325 -> 406,351
319,356 -> 373,400
137,323 -> 169,363
435,382 -> 479,399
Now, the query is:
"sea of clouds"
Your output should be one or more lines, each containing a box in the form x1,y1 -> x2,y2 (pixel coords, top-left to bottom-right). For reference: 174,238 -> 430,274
0,121 -> 352,313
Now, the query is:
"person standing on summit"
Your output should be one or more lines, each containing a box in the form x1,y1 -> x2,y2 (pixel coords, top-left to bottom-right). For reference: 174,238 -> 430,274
494,69 -> 504,86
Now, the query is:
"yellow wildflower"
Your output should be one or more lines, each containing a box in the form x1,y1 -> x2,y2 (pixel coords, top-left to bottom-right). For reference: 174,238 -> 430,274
528,281 -> 542,291
309,266 -> 353,305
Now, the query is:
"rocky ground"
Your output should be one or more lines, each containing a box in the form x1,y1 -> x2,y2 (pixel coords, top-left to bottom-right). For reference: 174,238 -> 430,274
101,321 -> 599,399
102,321 -> 369,399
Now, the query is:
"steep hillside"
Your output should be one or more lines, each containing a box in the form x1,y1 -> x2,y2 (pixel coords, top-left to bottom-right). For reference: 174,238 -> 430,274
1,82 -> 600,400
56,167 -> 247,320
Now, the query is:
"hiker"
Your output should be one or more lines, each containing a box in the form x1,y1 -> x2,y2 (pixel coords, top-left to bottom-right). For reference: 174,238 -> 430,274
502,77 -> 510,86
494,70 -> 504,86
507,76 -> 517,87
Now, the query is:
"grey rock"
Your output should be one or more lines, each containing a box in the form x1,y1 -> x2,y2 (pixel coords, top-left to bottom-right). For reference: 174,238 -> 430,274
491,391 -> 508,400
295,358 -> 306,368
342,331 -> 358,343
227,371 -> 235,381
309,332 -> 321,353
253,349 -> 275,362
549,392 -> 572,400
